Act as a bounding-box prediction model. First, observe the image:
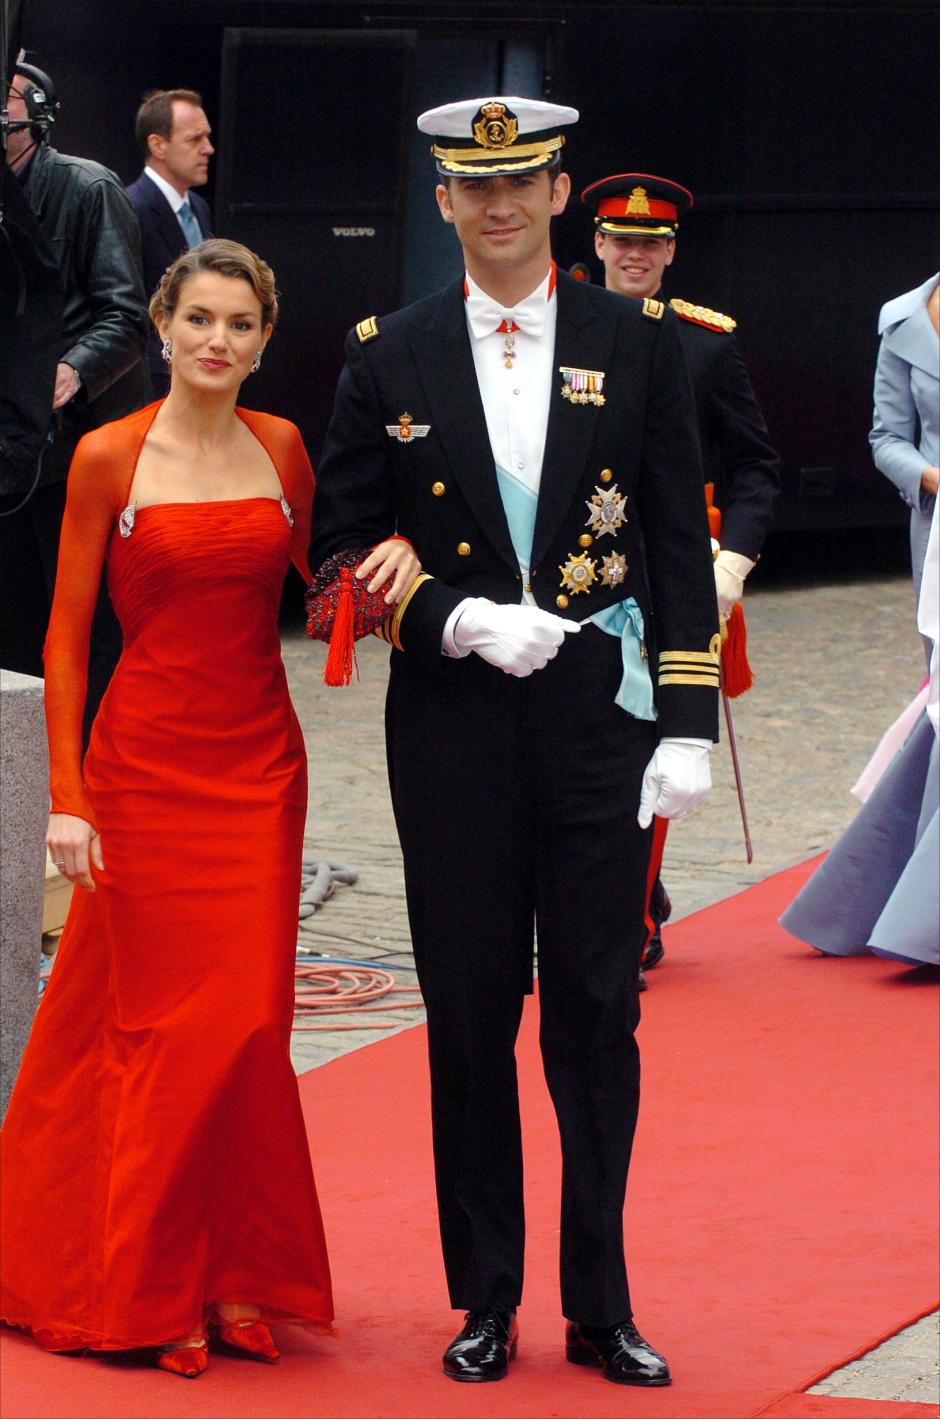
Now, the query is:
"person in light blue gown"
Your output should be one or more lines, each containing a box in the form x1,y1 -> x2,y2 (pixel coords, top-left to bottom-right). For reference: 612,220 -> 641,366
780,502 -> 938,967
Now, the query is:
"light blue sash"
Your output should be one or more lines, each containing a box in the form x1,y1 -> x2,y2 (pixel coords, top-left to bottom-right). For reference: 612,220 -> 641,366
587,599 -> 657,721
495,463 -> 538,583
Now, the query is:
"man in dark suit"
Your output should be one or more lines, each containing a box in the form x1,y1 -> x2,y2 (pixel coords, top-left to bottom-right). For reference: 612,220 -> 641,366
311,100 -> 719,1387
126,88 -> 214,394
584,173 -> 782,978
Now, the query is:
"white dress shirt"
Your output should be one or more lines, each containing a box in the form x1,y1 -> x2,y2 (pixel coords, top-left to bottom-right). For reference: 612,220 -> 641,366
443,265 -> 558,654
143,165 -> 189,216
464,264 -> 557,507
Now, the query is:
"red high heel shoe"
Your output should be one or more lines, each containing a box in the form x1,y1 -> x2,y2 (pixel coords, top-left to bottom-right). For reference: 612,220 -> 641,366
209,1312 -> 279,1364
154,1334 -> 209,1378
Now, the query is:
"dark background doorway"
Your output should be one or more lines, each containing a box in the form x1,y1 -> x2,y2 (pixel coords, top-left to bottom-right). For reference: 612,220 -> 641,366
13,0 -> 939,534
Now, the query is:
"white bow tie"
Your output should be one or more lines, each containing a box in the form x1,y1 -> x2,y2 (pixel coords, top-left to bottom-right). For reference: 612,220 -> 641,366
465,287 -> 549,341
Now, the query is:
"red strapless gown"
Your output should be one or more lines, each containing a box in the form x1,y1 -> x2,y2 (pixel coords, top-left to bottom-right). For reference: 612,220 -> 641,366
0,405 -> 333,1350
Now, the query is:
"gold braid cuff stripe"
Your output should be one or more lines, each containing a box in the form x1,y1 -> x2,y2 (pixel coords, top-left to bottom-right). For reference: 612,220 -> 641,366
659,671 -> 720,687
389,572 -> 433,651
660,649 -> 720,665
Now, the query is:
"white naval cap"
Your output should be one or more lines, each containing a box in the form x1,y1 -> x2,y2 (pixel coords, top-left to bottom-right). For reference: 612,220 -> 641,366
417,96 -> 579,177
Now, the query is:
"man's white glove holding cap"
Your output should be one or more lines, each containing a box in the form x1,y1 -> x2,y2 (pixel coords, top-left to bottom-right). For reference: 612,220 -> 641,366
446,598 -> 580,676
637,738 -> 712,828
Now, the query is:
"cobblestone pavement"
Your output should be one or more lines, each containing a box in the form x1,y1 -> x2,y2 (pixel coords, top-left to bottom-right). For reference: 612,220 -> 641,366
282,555 -> 937,1405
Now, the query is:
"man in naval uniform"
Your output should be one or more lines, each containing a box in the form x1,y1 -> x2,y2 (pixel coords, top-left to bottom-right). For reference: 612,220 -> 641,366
312,101 -> 720,1386
583,172 -> 781,978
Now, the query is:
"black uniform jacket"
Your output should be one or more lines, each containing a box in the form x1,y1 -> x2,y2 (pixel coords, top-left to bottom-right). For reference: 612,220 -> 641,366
670,299 -> 781,560
126,172 -> 213,386
313,271 -> 720,742
20,144 -> 150,484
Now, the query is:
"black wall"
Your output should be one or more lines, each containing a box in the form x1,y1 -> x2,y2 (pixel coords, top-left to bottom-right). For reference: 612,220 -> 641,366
21,0 -> 939,530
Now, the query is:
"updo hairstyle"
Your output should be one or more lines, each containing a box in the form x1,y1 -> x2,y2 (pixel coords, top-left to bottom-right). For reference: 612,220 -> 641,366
149,238 -> 279,331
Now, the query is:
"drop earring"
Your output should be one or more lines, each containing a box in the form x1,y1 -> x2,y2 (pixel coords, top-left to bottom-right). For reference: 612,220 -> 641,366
250,351 -> 262,374
161,338 -> 172,364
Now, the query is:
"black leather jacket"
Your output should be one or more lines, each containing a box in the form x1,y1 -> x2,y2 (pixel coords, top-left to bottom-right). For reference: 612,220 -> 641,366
17,143 -> 150,484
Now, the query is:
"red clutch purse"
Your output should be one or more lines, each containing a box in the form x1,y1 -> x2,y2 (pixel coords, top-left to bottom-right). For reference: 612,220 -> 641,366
305,549 -> 393,685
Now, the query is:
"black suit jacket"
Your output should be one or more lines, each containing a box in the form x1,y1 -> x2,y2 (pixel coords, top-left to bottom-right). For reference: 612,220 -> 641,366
669,300 -> 781,560
125,171 -> 213,387
313,271 -> 719,742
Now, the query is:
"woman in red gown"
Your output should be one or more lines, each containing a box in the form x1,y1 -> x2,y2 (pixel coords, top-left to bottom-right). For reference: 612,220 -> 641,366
0,240 -> 418,1377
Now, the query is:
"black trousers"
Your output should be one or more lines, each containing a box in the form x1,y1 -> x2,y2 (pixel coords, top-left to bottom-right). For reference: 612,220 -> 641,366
0,480 -> 121,744
386,624 -> 657,1326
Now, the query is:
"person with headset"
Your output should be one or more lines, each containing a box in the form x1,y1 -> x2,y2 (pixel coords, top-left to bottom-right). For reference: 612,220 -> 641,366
1,55 -> 149,736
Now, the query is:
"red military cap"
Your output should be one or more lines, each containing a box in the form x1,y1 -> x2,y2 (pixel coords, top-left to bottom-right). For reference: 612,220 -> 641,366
581,173 -> 693,237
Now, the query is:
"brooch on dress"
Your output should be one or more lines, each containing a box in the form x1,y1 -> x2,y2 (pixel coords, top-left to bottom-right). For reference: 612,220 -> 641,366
279,495 -> 294,527
118,502 -> 136,538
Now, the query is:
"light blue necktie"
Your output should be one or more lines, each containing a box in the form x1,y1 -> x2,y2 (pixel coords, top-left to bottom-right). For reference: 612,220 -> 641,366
177,200 -> 202,249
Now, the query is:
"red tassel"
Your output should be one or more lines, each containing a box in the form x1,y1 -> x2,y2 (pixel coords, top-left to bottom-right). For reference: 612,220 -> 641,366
323,567 -> 356,686
721,601 -> 754,698
704,483 -> 722,541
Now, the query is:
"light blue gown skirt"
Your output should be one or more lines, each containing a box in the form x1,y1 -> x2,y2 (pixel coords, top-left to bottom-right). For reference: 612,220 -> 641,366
780,713 -> 939,967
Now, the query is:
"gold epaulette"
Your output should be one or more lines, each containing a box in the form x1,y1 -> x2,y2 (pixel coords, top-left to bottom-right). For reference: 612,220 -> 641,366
356,315 -> 379,343
641,297 -> 665,321
658,635 -> 721,688
669,298 -> 736,334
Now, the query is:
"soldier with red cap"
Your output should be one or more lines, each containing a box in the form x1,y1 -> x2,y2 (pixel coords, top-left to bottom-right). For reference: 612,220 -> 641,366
583,173 -> 781,981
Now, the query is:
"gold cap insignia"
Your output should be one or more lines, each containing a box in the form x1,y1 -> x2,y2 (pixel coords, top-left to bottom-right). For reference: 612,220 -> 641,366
626,186 -> 651,215
473,101 -> 519,150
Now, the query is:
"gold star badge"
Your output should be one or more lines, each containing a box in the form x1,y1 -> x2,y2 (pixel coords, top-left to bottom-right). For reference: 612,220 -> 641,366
585,483 -> 628,537
599,552 -> 628,588
559,551 -> 597,595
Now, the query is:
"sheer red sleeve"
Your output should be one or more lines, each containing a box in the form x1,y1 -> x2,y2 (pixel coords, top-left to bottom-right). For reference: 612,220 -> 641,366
43,427 -> 127,824
283,425 -> 314,585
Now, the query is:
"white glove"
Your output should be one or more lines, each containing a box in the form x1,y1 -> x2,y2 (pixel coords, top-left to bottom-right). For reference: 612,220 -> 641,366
638,738 -> 712,829
714,549 -> 755,620
451,598 -> 580,676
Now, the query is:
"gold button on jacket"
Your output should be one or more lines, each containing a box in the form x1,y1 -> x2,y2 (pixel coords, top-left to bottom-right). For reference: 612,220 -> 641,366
432,481 -> 445,497
556,593 -> 569,609
457,541 -> 471,557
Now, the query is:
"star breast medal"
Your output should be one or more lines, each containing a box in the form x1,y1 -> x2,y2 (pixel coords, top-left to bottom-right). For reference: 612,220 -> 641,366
386,411 -> 430,443
585,483 -> 628,537
599,552 -> 628,587
559,367 -> 606,406
559,550 -> 597,595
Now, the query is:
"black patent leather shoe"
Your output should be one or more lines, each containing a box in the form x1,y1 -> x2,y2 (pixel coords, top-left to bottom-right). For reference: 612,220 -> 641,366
566,1319 -> 671,1386
642,929 -> 665,970
443,1307 -> 518,1382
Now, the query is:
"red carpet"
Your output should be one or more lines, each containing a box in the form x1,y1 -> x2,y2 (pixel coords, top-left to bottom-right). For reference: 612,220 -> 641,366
2,860 -> 938,1419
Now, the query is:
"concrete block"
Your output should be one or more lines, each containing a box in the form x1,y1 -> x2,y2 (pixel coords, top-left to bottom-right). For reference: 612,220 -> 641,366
0,670 -> 48,1119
